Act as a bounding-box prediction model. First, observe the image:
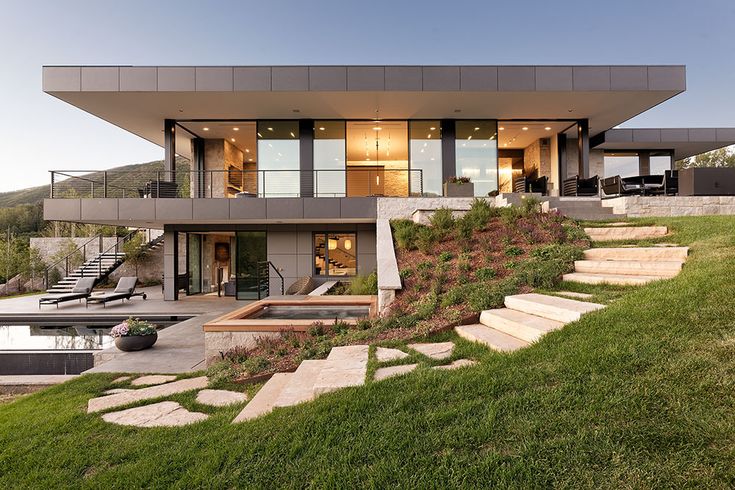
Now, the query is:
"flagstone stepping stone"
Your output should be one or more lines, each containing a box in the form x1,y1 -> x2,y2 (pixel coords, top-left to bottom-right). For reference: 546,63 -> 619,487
433,359 -> 478,370
131,375 -> 177,386
102,401 -> 208,427
196,389 -> 248,407
375,347 -> 409,362
374,364 -> 418,381
313,345 -> 369,395
556,291 -> 594,300
112,376 -> 132,384
407,342 -> 454,360
104,388 -> 133,395
88,376 -> 209,413
233,373 -> 292,423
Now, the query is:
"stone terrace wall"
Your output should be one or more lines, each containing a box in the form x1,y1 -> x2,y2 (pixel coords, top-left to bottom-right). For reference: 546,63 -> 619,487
30,237 -> 119,263
377,197 -> 495,220
601,196 -> 735,217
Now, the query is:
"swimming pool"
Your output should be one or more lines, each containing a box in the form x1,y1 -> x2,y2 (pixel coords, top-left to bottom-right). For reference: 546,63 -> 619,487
248,305 -> 370,320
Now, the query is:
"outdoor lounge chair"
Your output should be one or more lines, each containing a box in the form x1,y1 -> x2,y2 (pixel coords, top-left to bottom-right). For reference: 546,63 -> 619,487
85,276 -> 146,308
563,175 -> 599,196
38,277 -> 96,309
513,175 -> 548,195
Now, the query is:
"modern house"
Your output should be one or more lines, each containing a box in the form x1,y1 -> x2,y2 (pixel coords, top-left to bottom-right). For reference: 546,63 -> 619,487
41,65 -> 735,302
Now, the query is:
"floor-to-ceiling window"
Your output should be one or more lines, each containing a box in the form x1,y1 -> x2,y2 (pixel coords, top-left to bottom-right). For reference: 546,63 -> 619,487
604,152 -> 639,178
235,231 -> 267,300
314,121 -> 346,197
455,121 -> 498,196
314,232 -> 357,276
650,151 -> 673,175
187,234 -> 201,295
409,121 -> 441,196
346,121 -> 409,197
257,121 -> 300,197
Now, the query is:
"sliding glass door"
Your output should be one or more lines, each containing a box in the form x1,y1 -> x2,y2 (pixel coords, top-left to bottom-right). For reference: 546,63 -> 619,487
235,231 -> 267,300
187,234 -> 202,295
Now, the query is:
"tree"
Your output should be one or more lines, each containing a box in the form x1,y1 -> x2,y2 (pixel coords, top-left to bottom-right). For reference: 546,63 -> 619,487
676,146 -> 735,169
122,233 -> 148,277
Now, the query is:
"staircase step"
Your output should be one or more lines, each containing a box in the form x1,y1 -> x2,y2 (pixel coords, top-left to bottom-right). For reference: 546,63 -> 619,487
574,259 -> 683,277
504,293 -> 605,323
313,345 -> 369,395
563,272 -> 665,286
455,324 -> 530,352
232,373 -> 292,423
273,360 -> 327,408
480,308 -> 564,343
583,247 -> 689,262
584,226 -> 668,241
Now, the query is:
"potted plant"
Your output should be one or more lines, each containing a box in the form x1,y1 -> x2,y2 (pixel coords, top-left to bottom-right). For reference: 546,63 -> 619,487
110,317 -> 158,352
443,176 -> 474,197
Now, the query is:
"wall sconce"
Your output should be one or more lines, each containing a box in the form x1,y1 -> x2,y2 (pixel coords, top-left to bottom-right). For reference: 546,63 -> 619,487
328,237 -> 338,250
344,239 -> 352,251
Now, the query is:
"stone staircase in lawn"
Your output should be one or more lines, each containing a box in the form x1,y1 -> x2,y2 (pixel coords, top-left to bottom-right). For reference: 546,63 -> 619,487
583,225 -> 669,242
455,293 -> 605,352
563,245 -> 689,286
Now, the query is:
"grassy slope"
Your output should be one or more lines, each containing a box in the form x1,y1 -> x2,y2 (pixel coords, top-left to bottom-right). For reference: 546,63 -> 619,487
1,216 -> 735,488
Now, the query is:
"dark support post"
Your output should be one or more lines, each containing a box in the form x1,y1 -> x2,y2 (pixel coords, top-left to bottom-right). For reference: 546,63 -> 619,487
164,227 -> 179,301
577,119 -> 589,178
557,133 -> 567,185
299,120 -> 314,197
191,137 -> 205,198
164,119 -> 176,183
639,151 -> 651,176
441,119 -> 456,190
50,172 -> 54,198
103,171 -> 108,198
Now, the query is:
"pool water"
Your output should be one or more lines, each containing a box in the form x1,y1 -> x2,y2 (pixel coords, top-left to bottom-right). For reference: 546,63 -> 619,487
250,305 -> 370,320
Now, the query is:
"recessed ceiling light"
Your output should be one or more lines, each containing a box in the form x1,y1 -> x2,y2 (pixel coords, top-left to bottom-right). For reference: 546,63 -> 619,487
231,138 -> 236,142
474,127 -> 480,131
504,143 -> 508,147
248,158 -> 253,162
290,132 -> 295,138
267,127 -> 273,131
319,127 -> 325,131
203,127 -> 210,131
499,127 -> 505,131
522,127 -> 529,131
468,135 -> 472,140
233,127 -> 239,131
544,127 -> 551,131
430,127 -> 436,130
257,132 -> 262,138
373,126 -> 382,131
245,149 -> 250,153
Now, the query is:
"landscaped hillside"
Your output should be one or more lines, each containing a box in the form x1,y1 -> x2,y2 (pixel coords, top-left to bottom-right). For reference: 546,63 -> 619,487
2,215 -> 734,487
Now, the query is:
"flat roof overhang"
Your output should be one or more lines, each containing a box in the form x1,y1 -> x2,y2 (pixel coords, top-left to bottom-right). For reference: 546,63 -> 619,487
592,128 -> 735,159
43,65 -> 686,159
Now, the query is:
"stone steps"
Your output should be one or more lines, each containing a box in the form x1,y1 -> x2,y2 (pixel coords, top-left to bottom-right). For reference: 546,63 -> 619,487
313,345 -> 369,395
479,308 -> 564,343
562,272 -> 665,286
455,323 -> 531,352
584,225 -> 668,242
273,360 -> 327,408
232,373 -> 292,423
583,246 -> 689,261
574,259 -> 683,277
504,293 -> 605,323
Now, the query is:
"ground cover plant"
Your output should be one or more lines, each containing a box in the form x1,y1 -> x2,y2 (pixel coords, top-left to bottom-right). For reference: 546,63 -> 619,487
1,216 -> 734,487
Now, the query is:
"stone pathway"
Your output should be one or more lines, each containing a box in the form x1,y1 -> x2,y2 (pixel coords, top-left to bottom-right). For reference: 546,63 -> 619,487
584,225 -> 668,241
131,375 -> 177,386
102,401 -> 208,427
374,364 -> 418,381
434,359 -> 478,370
555,291 -> 594,300
88,376 -> 209,413
112,376 -> 132,384
375,347 -> 409,362
313,345 -> 369,395
407,342 -> 454,360
196,389 -> 247,407
103,388 -> 133,395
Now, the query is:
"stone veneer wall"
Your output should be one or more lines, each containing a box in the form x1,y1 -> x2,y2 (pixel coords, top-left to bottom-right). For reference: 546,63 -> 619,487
600,196 -> 735,217
377,197 -> 495,220
30,237 -> 119,264
107,244 -> 163,284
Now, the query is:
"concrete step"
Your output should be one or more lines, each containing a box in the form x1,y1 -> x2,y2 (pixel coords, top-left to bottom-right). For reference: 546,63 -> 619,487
562,272 -> 665,286
455,324 -> 530,352
313,345 -> 369,395
584,226 -> 668,241
574,259 -> 683,277
273,360 -> 326,408
583,247 -> 689,262
479,308 -> 564,343
232,373 -> 292,423
504,293 -> 605,323
562,212 -> 626,221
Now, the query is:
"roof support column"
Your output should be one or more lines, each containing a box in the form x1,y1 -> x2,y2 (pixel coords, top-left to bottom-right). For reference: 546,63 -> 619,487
164,119 -> 176,183
441,119 -> 456,192
639,151 -> 651,176
557,133 -> 568,185
577,119 -> 589,178
163,227 -> 178,301
299,120 -> 314,197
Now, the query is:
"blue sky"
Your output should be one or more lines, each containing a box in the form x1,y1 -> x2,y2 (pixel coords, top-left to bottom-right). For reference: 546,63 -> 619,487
0,0 -> 733,192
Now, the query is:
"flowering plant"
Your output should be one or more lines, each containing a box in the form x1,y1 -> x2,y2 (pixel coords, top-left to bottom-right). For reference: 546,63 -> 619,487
110,317 -> 157,338
446,176 -> 471,184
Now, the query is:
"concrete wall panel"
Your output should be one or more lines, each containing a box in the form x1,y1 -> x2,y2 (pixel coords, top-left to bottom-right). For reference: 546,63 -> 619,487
498,66 -> 535,91
385,66 -> 422,91
535,66 -> 573,91
309,66 -> 347,91
304,198 -> 340,219
422,66 -> 460,91
119,198 -> 155,221
340,197 -> 377,218
43,67 -> 81,91
460,66 -> 498,91
193,199 -> 229,219
689,128 -> 717,141
81,67 -> 119,91
266,198 -> 304,219
195,67 -> 233,91
573,66 -> 611,91
81,198 -> 118,221
229,198 -> 267,219
120,67 -> 157,91
660,128 -> 690,141
233,67 -> 271,91
648,66 -> 686,91
271,67 -> 309,91
157,67 -> 196,91
43,198 -> 80,221
156,198 -> 193,220
632,129 -> 661,142
347,66 -> 384,91
610,66 -> 648,90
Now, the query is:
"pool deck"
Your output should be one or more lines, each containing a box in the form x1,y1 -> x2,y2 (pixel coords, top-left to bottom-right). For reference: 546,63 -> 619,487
0,287 -> 245,374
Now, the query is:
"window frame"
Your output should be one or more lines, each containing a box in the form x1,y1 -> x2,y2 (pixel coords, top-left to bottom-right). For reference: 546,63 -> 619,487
312,231 -> 358,278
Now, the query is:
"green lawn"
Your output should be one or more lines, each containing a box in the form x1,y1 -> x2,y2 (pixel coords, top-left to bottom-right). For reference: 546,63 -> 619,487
2,216 -> 735,488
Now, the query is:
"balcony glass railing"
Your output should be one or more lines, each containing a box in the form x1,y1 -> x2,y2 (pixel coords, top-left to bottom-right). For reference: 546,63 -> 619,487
48,168 -> 424,199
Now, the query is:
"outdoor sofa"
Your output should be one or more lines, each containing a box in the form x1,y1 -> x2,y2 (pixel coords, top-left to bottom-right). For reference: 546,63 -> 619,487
601,171 -> 678,197
38,277 -> 96,309
562,175 -> 599,196
85,276 -> 146,307
513,175 -> 548,195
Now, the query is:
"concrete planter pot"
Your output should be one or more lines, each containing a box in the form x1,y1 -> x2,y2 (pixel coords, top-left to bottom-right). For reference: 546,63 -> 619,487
115,332 -> 158,352
443,182 -> 475,197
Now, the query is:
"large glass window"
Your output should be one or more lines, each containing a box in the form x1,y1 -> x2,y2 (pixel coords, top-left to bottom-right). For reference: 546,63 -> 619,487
650,152 -> 672,175
604,152 -> 639,178
409,121 -> 442,196
314,232 -> 357,276
455,121 -> 498,196
346,121 -> 409,197
314,121 -> 346,197
257,121 -> 300,197
236,231 -> 267,300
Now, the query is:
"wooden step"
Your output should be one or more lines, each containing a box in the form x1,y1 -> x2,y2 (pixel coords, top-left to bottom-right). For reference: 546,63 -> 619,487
455,324 -> 530,352
504,293 -> 605,323
584,226 -> 668,241
232,373 -> 292,423
562,272 -> 665,286
583,247 -> 688,262
480,308 -> 564,343
574,259 -> 683,277
273,360 -> 326,408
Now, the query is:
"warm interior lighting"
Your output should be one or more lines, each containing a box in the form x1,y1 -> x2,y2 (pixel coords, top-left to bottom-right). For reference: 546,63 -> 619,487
522,127 -> 529,131
319,127 -> 325,131
474,127 -> 480,131
290,132 -> 295,138
203,127 -> 209,131
267,127 -> 273,131
233,127 -> 239,131
230,138 -> 236,142
373,126 -> 382,131
328,238 -> 338,250
245,149 -> 250,153
544,126 -> 551,131
499,127 -> 505,131
430,127 -> 436,130
344,239 -> 352,250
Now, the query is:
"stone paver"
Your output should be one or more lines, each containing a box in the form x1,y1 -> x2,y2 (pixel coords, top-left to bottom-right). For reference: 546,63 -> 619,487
88,376 -> 209,413
504,293 -> 605,323
233,373 -> 292,423
112,376 -> 132,384
434,359 -> 478,370
375,347 -> 409,362
131,375 -> 177,386
102,401 -> 208,427
407,342 -> 454,360
555,291 -> 594,300
374,364 -> 418,381
584,225 -> 668,241
195,389 -> 248,407
313,345 -> 369,395
274,360 -> 326,408
103,388 -> 133,395
456,324 -> 530,352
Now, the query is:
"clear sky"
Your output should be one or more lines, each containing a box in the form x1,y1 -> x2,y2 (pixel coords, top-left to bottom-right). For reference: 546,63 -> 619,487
0,0 -> 733,192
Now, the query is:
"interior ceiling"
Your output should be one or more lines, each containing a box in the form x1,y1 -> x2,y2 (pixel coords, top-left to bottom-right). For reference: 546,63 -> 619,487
498,121 -> 572,149
48,89 -> 680,160
180,121 -> 256,157
345,121 -> 408,163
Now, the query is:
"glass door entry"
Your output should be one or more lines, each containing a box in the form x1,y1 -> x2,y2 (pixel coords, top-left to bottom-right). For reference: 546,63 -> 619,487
235,231 -> 267,300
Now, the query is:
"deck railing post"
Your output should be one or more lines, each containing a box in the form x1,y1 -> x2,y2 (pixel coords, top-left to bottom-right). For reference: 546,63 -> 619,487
50,172 -> 55,198
103,171 -> 108,198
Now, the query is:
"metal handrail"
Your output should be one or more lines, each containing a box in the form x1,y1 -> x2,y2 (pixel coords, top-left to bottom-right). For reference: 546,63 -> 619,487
43,234 -> 103,289
95,228 -> 147,278
255,260 -> 284,298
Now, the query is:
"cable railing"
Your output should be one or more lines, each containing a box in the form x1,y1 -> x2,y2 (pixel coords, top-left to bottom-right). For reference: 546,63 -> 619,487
49,168 -> 424,199
43,234 -> 103,289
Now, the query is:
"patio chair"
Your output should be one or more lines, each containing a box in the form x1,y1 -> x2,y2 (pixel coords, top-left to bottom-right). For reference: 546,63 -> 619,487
85,276 -> 146,308
563,175 -> 599,196
39,277 -> 96,309
285,276 -> 317,295
513,175 -> 548,195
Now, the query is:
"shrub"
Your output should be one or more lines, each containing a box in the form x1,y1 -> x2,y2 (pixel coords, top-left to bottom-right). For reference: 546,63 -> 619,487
505,245 -> 524,256
475,267 -> 496,281
456,215 -> 474,240
515,244 -> 584,288
392,219 -> 420,250
564,223 -> 589,243
438,251 -> 453,262
308,322 -> 326,337
347,271 -> 378,295
416,226 -> 436,253
399,268 -> 413,280
445,176 -> 471,184
429,208 -> 455,237
520,196 -> 542,215
464,198 -> 495,230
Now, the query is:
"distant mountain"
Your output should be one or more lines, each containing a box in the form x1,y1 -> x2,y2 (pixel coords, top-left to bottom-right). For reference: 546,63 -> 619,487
0,159 -> 190,208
